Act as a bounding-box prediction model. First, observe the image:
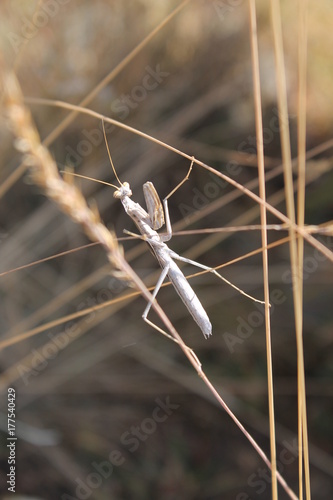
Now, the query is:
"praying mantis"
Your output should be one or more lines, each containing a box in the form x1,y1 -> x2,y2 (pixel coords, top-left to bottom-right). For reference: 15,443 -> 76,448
113,159 -> 213,338
69,131 -> 264,339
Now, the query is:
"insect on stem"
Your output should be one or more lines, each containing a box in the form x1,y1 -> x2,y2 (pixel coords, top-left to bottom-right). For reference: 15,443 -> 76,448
63,127 -> 266,339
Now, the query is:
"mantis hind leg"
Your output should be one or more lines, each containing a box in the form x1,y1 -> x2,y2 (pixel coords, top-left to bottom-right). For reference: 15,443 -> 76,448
142,263 -> 201,369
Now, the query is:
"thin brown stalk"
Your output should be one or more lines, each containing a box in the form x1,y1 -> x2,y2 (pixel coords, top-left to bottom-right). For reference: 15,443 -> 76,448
0,67 -> 190,361
0,242 -> 98,277
270,0 -> 311,497
27,97 -> 333,262
0,0 -> 192,199
0,234 -> 292,352
297,1 -> 311,498
248,2 -> 277,499
1,65 -> 298,500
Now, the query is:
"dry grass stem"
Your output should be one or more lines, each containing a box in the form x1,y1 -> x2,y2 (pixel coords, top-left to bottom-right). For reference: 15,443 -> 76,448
1,64 -> 299,499
1,4 -> 331,496
2,69 -> 128,284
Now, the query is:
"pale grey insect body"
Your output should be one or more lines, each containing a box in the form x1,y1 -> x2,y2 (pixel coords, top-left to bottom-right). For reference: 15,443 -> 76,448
114,180 -> 212,338
67,159 -> 263,337
160,256 -> 212,338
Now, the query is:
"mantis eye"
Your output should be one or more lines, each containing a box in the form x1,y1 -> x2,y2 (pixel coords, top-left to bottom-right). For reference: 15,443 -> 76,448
113,184 -> 132,199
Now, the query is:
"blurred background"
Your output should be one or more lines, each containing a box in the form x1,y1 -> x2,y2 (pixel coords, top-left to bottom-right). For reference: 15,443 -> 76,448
0,1 -> 333,498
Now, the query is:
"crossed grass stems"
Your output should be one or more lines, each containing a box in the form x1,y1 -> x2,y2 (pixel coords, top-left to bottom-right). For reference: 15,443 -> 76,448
1,2 -> 333,496
3,68 -> 333,500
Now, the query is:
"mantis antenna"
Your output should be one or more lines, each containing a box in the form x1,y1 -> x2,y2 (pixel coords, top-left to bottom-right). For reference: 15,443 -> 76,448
102,119 -> 123,187
61,120 -> 124,191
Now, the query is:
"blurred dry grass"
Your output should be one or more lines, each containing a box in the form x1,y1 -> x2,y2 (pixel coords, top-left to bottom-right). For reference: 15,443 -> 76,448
0,1 -> 333,499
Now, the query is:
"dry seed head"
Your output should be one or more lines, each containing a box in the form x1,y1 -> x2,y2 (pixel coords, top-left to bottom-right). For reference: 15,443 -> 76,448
1,66 -> 133,285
